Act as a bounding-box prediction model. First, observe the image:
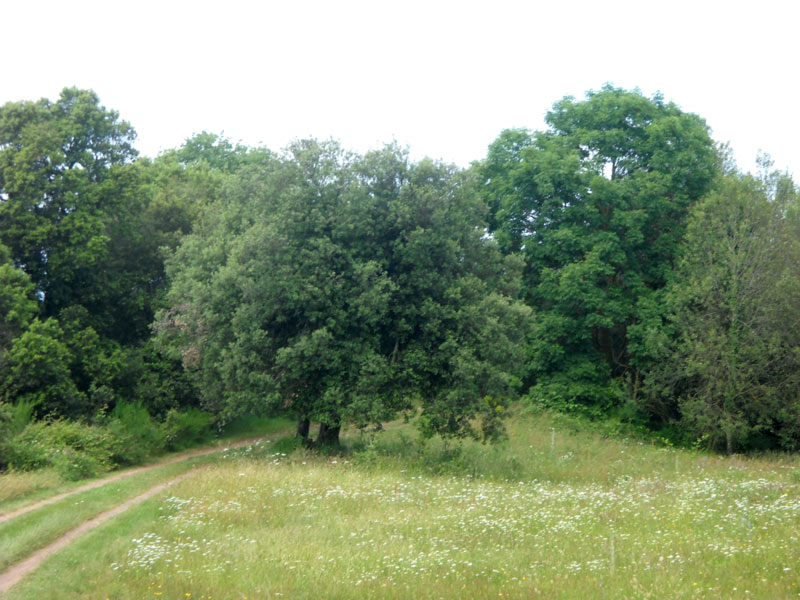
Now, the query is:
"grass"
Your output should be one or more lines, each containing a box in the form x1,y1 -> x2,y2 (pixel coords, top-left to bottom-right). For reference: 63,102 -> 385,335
3,411 -> 799,599
215,415 -> 294,443
0,469 -> 70,507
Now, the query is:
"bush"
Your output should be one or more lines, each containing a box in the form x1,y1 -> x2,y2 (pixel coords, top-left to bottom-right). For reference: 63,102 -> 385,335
106,401 -> 166,465
1,403 -> 217,480
0,403 -> 10,470
163,408 -> 215,450
6,398 -> 37,436
7,420 -> 115,480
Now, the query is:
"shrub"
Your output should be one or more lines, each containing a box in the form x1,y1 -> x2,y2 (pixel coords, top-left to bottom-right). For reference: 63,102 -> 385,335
0,403 -> 10,470
6,398 -> 37,436
163,408 -> 215,450
7,419 -> 115,480
106,401 -> 166,465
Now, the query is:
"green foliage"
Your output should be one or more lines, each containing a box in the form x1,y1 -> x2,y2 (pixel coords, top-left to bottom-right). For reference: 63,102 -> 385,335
105,401 -> 166,465
481,86 -> 717,411
0,243 -> 38,353
270,435 -> 305,454
114,341 -> 199,419
6,419 -> 115,480
163,408 -> 215,450
0,318 -> 85,417
0,398 -> 36,470
158,141 -> 530,444
0,88 -> 222,446
58,305 -> 125,399
217,414 -> 296,440
0,403 -> 10,469
0,403 -> 220,476
0,89 -> 217,347
3,85 -> 798,458
644,174 -> 800,452
167,131 -> 270,173
0,88 -> 137,322
5,398 -> 37,437
0,310 -> 129,419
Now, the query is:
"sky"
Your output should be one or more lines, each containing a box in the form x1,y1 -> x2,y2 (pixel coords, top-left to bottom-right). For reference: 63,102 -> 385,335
3,0 -> 798,176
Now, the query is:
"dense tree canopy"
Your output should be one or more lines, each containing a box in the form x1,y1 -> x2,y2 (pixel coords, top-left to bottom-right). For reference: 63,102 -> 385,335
0,88 -> 137,321
157,141 -> 531,445
643,173 -> 800,452
481,86 -> 717,413
2,86 -> 799,455
0,89 -> 208,419
0,243 -> 37,354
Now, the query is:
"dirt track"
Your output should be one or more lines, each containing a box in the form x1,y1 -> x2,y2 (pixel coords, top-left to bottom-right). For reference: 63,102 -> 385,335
0,433 -> 281,594
0,436 -> 263,525
0,468 -> 202,593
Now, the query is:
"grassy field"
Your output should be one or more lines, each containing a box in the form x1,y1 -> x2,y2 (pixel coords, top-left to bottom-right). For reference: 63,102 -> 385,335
3,412 -> 800,599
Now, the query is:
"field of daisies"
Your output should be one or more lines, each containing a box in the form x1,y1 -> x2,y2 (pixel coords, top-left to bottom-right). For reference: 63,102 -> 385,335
6,413 -> 799,599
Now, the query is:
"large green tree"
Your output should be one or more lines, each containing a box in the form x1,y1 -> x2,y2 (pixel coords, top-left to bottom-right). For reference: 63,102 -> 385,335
0,88 -> 137,324
481,86 -> 717,413
157,141 -> 530,445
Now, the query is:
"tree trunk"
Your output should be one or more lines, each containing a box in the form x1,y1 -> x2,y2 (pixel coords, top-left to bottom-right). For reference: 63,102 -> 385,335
296,417 -> 310,440
316,422 -> 341,447
726,430 -> 733,456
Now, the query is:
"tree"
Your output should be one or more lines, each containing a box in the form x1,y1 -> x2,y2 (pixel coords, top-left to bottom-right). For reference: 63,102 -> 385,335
481,86 -> 717,413
0,88 -> 137,325
0,242 -> 38,354
0,318 -> 84,417
647,174 -> 800,452
167,131 -> 270,173
157,141 -> 530,446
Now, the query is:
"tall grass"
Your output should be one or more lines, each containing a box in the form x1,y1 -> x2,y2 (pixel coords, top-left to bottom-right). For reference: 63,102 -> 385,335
0,470 -> 63,505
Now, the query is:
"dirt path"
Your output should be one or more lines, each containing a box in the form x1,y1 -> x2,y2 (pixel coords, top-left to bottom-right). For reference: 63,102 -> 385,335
0,467 -> 204,594
0,430 -> 290,594
0,435 -> 266,525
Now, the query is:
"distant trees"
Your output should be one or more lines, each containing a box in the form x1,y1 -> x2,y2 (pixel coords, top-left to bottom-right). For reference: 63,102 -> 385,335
157,141 -> 530,445
479,87 -> 800,452
0,88 -> 137,325
0,243 -> 37,353
2,86 -> 799,454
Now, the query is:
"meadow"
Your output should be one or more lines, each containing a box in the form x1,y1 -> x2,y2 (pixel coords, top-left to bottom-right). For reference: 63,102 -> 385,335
3,412 -> 800,599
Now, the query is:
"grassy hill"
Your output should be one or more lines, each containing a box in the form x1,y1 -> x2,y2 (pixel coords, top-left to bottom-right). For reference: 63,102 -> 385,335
4,411 -> 800,599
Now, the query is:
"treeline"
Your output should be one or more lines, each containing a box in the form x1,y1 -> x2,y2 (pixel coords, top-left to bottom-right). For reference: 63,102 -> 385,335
0,86 -> 798,462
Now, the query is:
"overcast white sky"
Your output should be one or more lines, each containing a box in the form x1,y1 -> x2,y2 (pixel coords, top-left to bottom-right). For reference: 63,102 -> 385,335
3,0 -> 798,176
